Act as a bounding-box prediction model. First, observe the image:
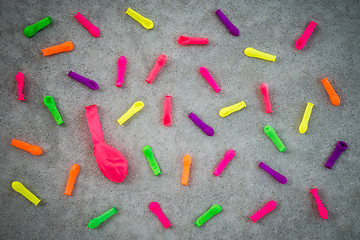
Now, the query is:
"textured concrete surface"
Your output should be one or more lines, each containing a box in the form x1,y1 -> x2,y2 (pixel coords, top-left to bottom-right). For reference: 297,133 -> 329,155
0,0 -> 359,239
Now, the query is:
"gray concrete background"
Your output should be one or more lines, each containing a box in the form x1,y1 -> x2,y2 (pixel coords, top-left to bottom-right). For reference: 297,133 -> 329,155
0,0 -> 359,239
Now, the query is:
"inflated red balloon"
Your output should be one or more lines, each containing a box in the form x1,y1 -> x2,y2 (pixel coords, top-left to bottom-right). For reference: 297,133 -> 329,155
85,105 -> 128,183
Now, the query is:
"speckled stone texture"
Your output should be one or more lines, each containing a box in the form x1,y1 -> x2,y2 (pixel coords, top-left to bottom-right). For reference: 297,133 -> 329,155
0,0 -> 359,239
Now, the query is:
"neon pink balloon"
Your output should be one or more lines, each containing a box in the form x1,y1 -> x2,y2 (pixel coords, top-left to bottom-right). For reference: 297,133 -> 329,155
213,150 -> 235,176
260,83 -> 272,113
310,188 -> 328,219
16,72 -> 25,101
295,21 -> 317,50
149,202 -> 171,229
163,95 -> 172,126
199,67 -> 221,93
85,105 -> 128,183
177,36 -> 208,45
250,201 -> 277,222
74,12 -> 100,38
146,55 -> 167,84
116,56 -> 127,87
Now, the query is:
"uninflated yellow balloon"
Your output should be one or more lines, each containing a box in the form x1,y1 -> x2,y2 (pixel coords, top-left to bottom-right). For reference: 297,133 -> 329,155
299,102 -> 314,134
12,181 -> 41,205
117,101 -> 144,125
244,48 -> 276,62
219,101 -> 246,117
126,7 -> 153,29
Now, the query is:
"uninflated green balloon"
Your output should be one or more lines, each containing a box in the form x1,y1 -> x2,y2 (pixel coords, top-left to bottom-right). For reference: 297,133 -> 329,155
24,16 -> 52,38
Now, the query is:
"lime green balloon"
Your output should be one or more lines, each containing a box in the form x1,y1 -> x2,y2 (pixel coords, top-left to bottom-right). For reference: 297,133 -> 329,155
88,207 -> 117,229
24,16 -> 52,38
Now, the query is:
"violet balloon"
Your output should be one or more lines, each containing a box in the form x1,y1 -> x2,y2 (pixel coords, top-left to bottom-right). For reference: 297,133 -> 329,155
68,71 -> 99,90
258,162 -> 287,184
215,9 -> 239,36
325,141 -> 348,169
188,112 -> 214,136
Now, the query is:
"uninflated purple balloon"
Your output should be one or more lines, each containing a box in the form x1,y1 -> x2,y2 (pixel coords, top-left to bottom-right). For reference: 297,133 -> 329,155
68,71 -> 99,90
325,141 -> 348,169
215,9 -> 239,36
188,112 -> 214,136
258,162 -> 287,184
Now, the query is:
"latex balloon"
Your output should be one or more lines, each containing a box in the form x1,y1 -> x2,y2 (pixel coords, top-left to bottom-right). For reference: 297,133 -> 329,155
85,105 -> 128,183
